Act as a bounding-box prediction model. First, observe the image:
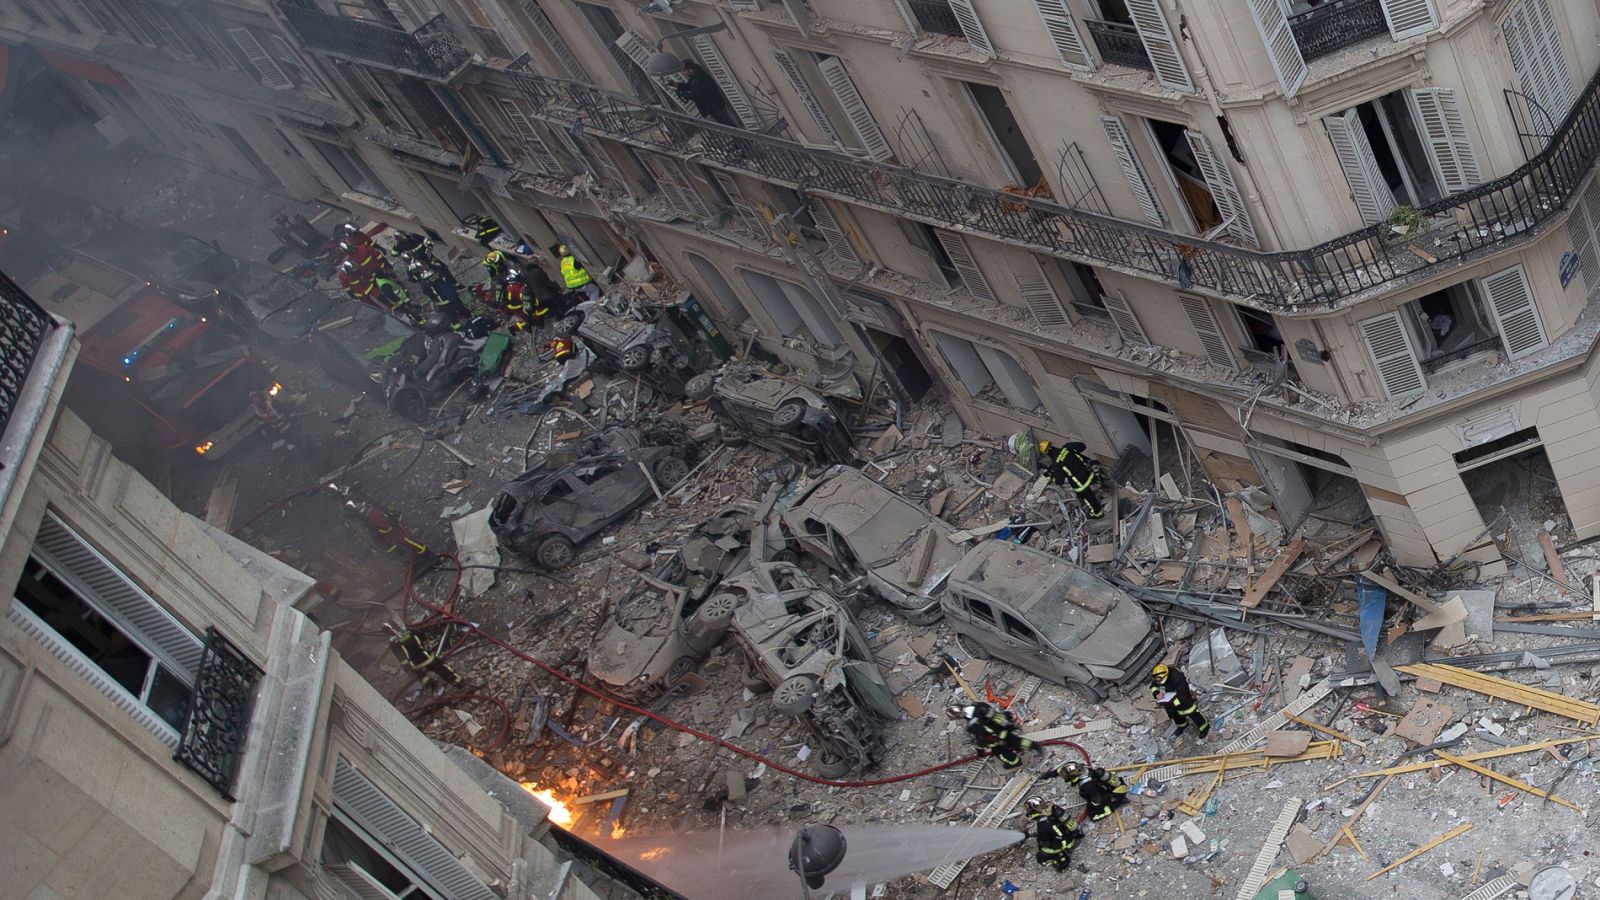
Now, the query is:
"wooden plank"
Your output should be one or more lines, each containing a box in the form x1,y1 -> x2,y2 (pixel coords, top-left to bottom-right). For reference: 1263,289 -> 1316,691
1361,568 -> 1442,614
1226,497 -> 1252,551
574,788 -> 630,804
1495,611 -> 1599,623
1284,711 -> 1365,747
204,474 -> 239,530
1434,751 -> 1583,813
1159,472 -> 1183,500
1366,823 -> 1472,880
1334,736 -> 1600,784
1311,775 -> 1391,863
1240,537 -> 1305,608
1540,530 -> 1570,587
1395,663 -> 1600,725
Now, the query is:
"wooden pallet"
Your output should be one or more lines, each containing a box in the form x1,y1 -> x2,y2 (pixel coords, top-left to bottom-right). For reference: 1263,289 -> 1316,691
1396,662 -> 1600,726
926,773 -> 1037,890
1233,798 -> 1301,900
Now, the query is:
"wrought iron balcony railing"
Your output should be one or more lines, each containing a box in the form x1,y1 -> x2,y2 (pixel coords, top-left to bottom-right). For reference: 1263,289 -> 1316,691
906,0 -> 963,36
1289,0 -> 1389,62
0,271 -> 54,439
1084,20 -> 1152,71
499,63 -> 1600,312
278,6 -> 470,80
174,627 -> 263,801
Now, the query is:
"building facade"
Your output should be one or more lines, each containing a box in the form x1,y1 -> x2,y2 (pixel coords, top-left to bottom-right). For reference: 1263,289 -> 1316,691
0,275 -> 645,899
9,0 -> 1600,570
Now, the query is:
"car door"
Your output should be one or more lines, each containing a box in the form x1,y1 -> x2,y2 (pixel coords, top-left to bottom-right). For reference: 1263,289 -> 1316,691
994,607 -> 1059,678
569,461 -> 632,532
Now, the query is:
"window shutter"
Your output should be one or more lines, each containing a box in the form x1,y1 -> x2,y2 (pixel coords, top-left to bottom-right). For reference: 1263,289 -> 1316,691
1481,265 -> 1548,359
1406,88 -> 1480,194
1100,116 -> 1165,226
710,169 -> 762,222
1123,0 -> 1192,92
816,56 -> 893,161
1358,311 -> 1425,398
890,0 -> 921,34
615,31 -> 696,113
1502,0 -> 1576,123
1184,130 -> 1258,247
780,0 -> 813,35
1324,109 -> 1396,225
1103,289 -> 1149,344
1016,258 -> 1070,329
332,760 -> 497,900
729,0 -> 760,9
1178,293 -> 1237,369
1033,0 -> 1091,69
946,0 -> 995,57
973,345 -> 1044,410
227,27 -> 293,90
1245,0 -> 1307,98
324,863 -> 404,900
771,47 -> 842,144
493,97 -> 562,175
1377,0 -> 1438,40
1565,202 -> 1600,300
690,35 -> 760,129
934,229 -> 996,303
809,200 -> 862,263
640,151 -> 710,219
518,0 -> 588,80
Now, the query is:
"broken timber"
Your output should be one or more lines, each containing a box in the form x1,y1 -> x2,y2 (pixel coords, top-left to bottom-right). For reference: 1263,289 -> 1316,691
1115,741 -> 1342,780
926,773 -> 1036,889
1233,797 -> 1301,900
1240,537 -> 1305,609
1434,750 -> 1583,812
1360,569 -> 1442,614
1329,735 -> 1600,787
1395,662 -> 1600,727
1366,823 -> 1473,880
1141,678 -> 1333,783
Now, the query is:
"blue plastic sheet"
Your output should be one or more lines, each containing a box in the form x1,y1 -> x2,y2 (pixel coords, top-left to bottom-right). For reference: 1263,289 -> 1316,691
1356,574 -> 1386,662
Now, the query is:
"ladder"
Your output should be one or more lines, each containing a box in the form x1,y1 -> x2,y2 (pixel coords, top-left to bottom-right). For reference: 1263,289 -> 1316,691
1455,874 -> 1519,900
1024,718 -> 1113,742
1232,797 -> 1302,900
937,676 -> 1047,812
1146,679 -> 1335,784
926,773 -> 1037,890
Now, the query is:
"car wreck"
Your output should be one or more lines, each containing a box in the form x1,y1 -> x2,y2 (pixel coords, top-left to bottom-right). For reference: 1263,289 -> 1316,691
571,294 -> 720,397
724,560 -> 897,777
945,541 -> 1160,699
684,361 -> 855,465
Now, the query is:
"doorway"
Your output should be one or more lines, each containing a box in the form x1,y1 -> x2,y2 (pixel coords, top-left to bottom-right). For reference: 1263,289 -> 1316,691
965,82 -> 1044,188
865,326 -> 934,401
1456,428 -> 1573,564
1144,119 -> 1220,233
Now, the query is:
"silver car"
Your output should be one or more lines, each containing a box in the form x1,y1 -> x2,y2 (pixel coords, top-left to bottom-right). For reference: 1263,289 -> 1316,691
773,467 -> 963,624
944,541 -> 1160,699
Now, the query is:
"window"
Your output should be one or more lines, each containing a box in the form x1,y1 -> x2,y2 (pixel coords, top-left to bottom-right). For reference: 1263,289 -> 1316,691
1324,87 -> 1480,222
1403,282 -> 1499,371
1000,610 -> 1038,643
1502,0 -> 1576,127
967,596 -> 997,625
965,82 -> 1043,188
329,759 -> 496,900
770,48 -> 892,160
901,220 -> 961,288
931,332 -> 1045,414
1055,259 -> 1107,316
268,34 -> 331,97
737,269 -> 848,351
150,90 -> 211,136
576,1 -> 653,100
312,139 -> 392,201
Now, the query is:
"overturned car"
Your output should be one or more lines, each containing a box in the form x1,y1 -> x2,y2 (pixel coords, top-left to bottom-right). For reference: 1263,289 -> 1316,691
684,361 -> 855,465
725,561 -> 898,777
569,294 -> 720,397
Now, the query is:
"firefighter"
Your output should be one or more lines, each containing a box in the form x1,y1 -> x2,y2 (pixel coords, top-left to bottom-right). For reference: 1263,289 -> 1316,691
472,281 -> 529,331
1036,439 -> 1103,520
338,222 -> 375,250
249,390 -> 290,436
1025,799 -> 1080,872
384,623 -> 463,687
465,213 -> 503,247
547,335 -> 577,363
391,230 -> 433,264
1152,663 -> 1210,738
482,249 -> 515,284
553,243 -> 600,300
948,702 -> 1035,769
374,274 -> 412,315
342,236 -> 390,280
409,257 -> 470,322
1051,762 -> 1127,823
336,259 -> 371,296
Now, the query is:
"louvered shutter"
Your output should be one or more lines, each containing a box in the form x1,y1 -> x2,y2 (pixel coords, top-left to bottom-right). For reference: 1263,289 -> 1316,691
1016,258 -> 1070,329
1406,88 -> 1480,194
518,0 -> 588,80
1566,201 -> 1600,299
1100,116 -> 1165,226
228,27 -> 293,90
934,229 -> 996,303
615,31 -> 696,113
891,0 -> 920,34
816,56 -> 893,161
946,0 -> 995,57
1377,0 -> 1438,40
493,97 -> 563,175
1103,290 -> 1149,344
780,0 -> 813,34
1184,130 -> 1258,246
1502,0 -> 1576,123
771,47 -> 842,144
641,152 -> 710,219
1124,0 -> 1192,92
32,512 -> 204,680
324,863 -> 404,900
1246,0 -> 1307,98
1481,265 -> 1548,359
332,760 -> 497,900
809,200 -> 862,263
690,35 -> 759,129
1324,109 -> 1396,225
1178,293 -> 1237,369
1358,311 -> 1425,398
711,170 -> 762,222
933,332 -> 994,396
728,0 -> 760,10
1033,0 -> 1091,70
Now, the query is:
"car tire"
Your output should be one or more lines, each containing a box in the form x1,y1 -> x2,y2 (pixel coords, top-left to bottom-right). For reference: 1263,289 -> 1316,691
696,592 -> 741,630
555,313 -> 583,337
389,386 -> 429,423
742,667 -> 772,692
534,534 -> 577,570
772,400 -> 807,431
665,656 -> 697,685
814,745 -> 854,778
772,674 -> 819,716
620,345 -> 650,371
654,456 -> 690,488
684,373 -> 716,402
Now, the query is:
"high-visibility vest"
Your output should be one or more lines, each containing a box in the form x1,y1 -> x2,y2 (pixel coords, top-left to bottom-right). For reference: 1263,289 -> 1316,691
560,255 -> 592,289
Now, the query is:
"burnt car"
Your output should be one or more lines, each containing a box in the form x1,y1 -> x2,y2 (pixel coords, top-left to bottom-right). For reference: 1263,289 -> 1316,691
945,541 -> 1160,700
571,295 -> 717,397
490,443 -> 691,569
587,506 -> 755,695
771,467 -> 963,625
725,560 -> 897,777
684,362 -> 855,465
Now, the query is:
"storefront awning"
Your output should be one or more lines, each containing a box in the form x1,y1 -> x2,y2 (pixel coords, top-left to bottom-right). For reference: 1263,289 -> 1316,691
37,48 -> 129,89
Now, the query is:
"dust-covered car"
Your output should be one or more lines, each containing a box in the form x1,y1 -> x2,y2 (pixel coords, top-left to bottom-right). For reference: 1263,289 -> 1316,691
684,362 -> 854,465
570,295 -> 718,397
724,560 -> 898,777
771,467 -> 962,624
587,506 -> 755,695
489,443 -> 691,569
944,541 -> 1160,699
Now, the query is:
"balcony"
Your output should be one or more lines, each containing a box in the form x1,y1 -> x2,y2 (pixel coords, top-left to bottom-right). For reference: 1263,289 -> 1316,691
174,627 -> 263,800
1289,0 -> 1389,63
0,272 -> 55,440
905,0 -> 963,36
277,6 -> 470,81
1084,20 -> 1152,71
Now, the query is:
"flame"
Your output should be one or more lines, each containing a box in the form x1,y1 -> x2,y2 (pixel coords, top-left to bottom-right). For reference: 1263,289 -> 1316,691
520,782 -> 574,827
610,822 -> 627,840
641,847 -> 669,861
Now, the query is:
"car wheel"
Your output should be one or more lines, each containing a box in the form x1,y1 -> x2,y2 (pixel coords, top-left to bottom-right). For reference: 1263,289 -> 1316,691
555,313 -> 583,337
665,656 -> 697,684
654,456 -> 690,488
814,745 -> 854,778
742,667 -> 772,693
772,674 -> 819,716
534,534 -> 577,570
620,345 -> 650,371
696,592 -> 741,630
772,400 -> 807,431
389,386 -> 429,423
684,373 -> 716,402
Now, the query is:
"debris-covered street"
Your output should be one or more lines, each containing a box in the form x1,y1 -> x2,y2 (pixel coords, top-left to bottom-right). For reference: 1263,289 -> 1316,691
11,118 -> 1600,900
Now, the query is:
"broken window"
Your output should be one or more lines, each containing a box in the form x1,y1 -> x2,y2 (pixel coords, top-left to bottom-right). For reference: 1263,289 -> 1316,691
965,82 -> 1044,188
1403,281 -> 1498,372
1000,610 -> 1038,643
1054,259 -> 1108,316
736,269 -> 847,351
967,597 -> 997,625
931,331 -> 1045,414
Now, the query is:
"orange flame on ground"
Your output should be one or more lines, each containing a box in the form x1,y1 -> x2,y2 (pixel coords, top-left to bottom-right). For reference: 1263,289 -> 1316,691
520,782 -> 574,827
610,823 -> 627,839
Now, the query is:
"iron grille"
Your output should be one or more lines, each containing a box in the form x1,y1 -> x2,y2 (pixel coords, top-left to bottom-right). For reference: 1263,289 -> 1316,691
278,6 -> 469,80
174,627 -> 263,800
1288,0 -> 1388,62
1085,20 -> 1151,71
905,0 -> 962,36
0,271 -> 54,440
1421,336 -> 1502,373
